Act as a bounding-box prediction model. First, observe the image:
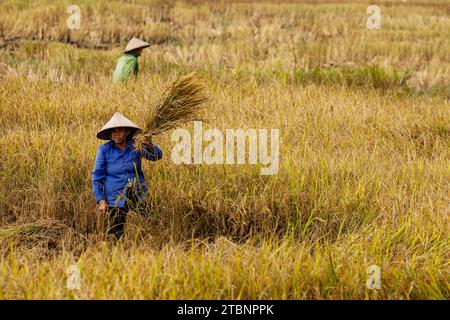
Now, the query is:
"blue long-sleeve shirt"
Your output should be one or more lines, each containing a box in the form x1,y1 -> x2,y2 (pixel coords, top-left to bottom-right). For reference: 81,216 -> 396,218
92,140 -> 162,207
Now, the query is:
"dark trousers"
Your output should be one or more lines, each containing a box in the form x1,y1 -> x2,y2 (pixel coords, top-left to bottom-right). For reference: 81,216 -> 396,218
107,189 -> 139,239
107,206 -> 128,239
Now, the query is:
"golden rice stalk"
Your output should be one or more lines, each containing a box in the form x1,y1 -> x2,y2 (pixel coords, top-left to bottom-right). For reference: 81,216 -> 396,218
134,72 -> 208,152
0,219 -> 80,251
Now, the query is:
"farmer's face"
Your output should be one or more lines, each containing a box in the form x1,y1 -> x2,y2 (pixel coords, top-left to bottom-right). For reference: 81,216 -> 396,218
111,127 -> 129,144
134,48 -> 143,56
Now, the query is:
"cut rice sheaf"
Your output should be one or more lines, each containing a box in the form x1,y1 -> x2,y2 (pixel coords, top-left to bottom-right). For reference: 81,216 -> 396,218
133,72 -> 208,153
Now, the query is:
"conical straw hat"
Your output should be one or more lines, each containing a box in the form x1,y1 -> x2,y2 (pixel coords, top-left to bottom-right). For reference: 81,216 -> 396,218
96,112 -> 142,140
124,37 -> 150,53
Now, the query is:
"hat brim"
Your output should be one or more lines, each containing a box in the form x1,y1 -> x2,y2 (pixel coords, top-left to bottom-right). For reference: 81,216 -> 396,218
96,127 -> 142,140
124,44 -> 151,53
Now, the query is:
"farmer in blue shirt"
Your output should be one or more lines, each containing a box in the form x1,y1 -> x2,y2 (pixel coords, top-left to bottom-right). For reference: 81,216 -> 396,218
92,112 -> 162,239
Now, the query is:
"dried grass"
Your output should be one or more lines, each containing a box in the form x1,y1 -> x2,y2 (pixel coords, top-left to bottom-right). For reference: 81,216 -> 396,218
0,219 -> 83,252
133,72 -> 208,152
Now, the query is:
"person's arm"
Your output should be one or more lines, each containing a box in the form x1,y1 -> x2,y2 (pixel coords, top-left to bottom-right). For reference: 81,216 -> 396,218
92,147 -> 107,211
123,57 -> 139,81
140,139 -> 163,161
133,59 -> 139,78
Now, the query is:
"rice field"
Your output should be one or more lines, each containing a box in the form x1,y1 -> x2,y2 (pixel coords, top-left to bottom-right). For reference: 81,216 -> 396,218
0,0 -> 449,299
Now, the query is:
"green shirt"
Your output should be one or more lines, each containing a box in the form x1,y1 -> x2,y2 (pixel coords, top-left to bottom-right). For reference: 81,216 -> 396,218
112,54 -> 138,83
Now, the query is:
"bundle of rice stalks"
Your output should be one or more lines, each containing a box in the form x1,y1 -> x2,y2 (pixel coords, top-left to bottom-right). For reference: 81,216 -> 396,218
134,72 -> 208,152
0,219 -> 81,251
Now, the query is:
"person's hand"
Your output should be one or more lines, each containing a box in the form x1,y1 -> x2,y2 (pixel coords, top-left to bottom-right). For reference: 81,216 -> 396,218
142,137 -> 153,149
98,200 -> 108,215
